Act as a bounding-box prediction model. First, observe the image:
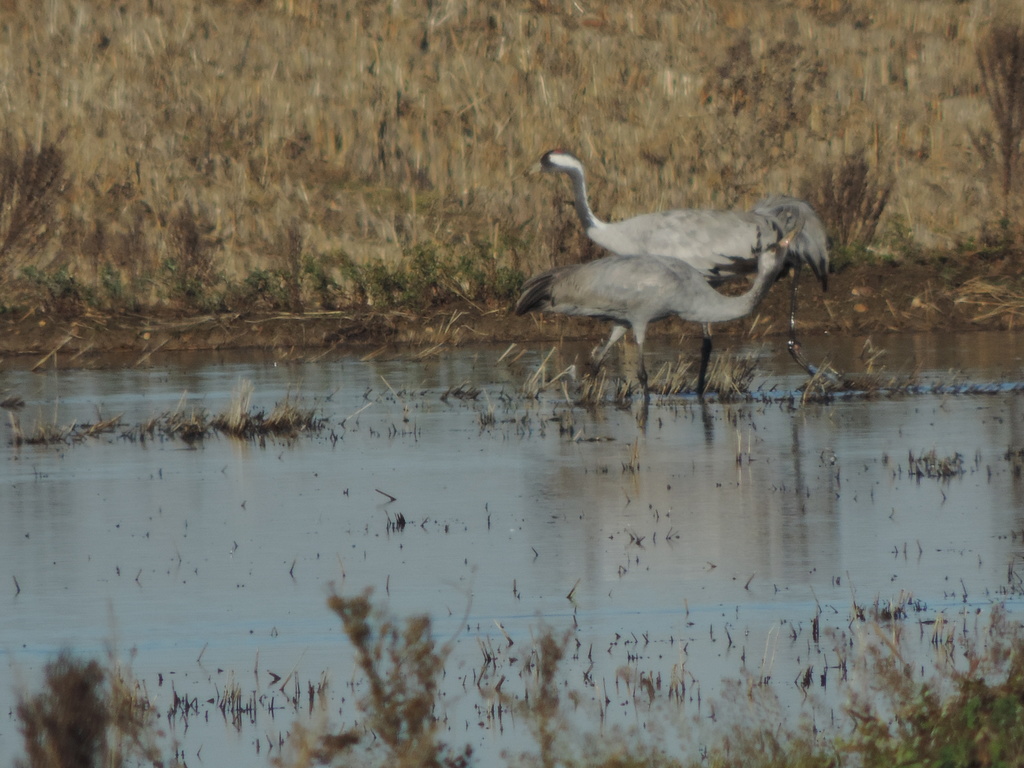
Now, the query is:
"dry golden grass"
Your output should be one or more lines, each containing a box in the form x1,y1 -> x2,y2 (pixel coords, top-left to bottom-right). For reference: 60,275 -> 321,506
648,352 -> 759,397
953,274 -> 1024,323
1,0 -> 1022,312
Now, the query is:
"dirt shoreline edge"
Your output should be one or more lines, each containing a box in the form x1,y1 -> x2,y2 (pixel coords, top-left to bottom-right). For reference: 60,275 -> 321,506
1,262 -> 1020,365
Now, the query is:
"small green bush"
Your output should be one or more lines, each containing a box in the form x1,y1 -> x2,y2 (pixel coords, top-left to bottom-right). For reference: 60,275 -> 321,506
340,240 -> 525,310
238,268 -> 291,310
303,253 -> 341,310
22,265 -> 92,315
97,264 -> 136,312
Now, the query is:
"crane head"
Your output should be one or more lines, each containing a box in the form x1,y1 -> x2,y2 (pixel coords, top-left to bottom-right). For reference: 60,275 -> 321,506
775,220 -> 805,251
753,195 -> 830,292
763,220 -> 805,274
535,149 -> 585,176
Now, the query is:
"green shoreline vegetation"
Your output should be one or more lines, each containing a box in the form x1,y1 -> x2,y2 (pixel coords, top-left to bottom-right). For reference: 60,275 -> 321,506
1,1 -> 1023,325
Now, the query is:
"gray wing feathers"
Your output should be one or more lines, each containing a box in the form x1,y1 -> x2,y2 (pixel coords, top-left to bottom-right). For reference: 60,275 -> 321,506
590,209 -> 771,283
591,197 -> 829,291
514,265 -> 573,315
554,258 -> 684,316
515,256 -> 725,325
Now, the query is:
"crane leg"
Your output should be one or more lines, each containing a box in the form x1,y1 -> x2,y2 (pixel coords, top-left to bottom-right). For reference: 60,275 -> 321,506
786,274 -> 818,376
696,324 -> 712,399
787,270 -> 844,385
637,394 -> 650,429
787,337 -> 817,376
592,324 -> 628,368
637,355 -> 649,398
635,326 -> 650,402
635,340 -> 651,430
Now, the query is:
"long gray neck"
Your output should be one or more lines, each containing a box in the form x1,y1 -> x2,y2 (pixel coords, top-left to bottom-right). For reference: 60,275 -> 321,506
694,252 -> 784,323
562,167 -> 605,232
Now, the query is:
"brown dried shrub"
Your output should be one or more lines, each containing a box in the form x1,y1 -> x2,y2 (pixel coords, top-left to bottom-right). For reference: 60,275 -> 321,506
977,23 -> 1024,216
808,151 -> 892,247
0,135 -> 67,281
15,651 -> 161,768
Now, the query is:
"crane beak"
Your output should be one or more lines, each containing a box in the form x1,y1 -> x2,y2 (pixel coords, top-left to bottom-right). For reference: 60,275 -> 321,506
775,220 -> 805,251
526,160 -> 544,177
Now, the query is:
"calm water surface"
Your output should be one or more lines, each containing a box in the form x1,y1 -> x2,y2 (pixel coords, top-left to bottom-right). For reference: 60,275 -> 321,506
2,331 -> 1024,763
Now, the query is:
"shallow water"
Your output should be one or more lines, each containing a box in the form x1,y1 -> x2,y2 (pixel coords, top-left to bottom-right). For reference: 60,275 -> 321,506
3,331 -> 1024,763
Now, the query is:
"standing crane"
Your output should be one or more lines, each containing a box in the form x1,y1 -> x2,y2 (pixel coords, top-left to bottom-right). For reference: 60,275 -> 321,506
534,150 -> 829,388
514,220 -> 802,399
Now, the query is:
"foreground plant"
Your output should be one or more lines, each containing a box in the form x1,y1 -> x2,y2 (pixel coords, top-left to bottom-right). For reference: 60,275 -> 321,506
277,589 -> 470,768
15,651 -> 162,768
838,607 -> 1024,767
15,595 -> 1024,768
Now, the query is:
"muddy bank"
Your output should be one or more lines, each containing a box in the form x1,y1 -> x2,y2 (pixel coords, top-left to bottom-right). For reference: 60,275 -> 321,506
1,261 -> 1021,365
